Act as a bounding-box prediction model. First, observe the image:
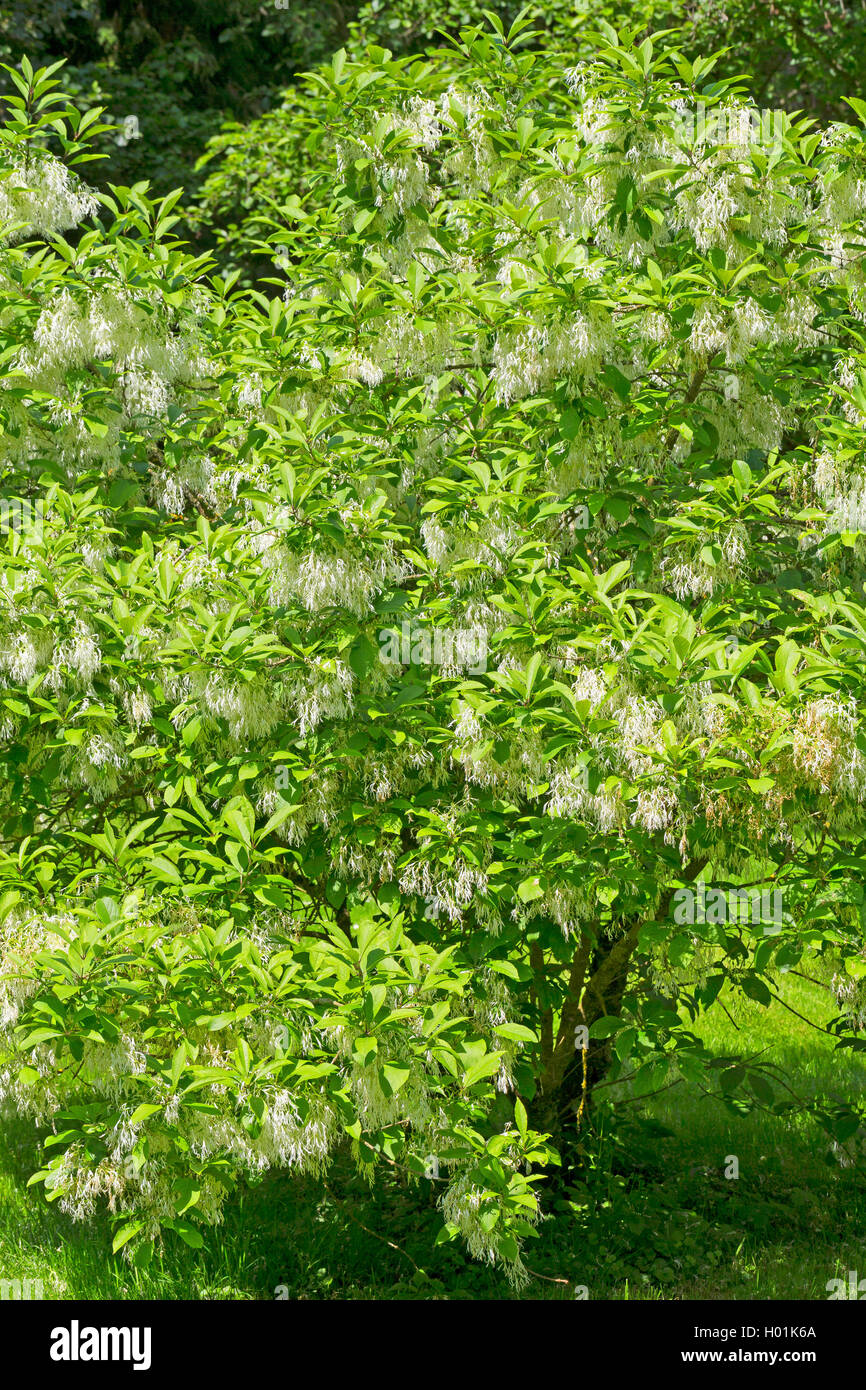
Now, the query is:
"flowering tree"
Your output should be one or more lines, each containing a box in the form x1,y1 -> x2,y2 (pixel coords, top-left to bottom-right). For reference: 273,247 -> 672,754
3,23 -> 866,1283
193,0 -> 866,271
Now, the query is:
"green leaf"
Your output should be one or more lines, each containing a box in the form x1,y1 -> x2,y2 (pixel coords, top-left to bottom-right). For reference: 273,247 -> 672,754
171,1221 -> 204,1250
493,1023 -> 538,1043
128,1103 -> 162,1127
173,1177 -> 202,1215
588,1016 -> 621,1039
517,877 -> 543,903
748,1072 -> 774,1105
747,777 -> 775,794
222,795 -> 255,846
351,1036 -> 378,1066
560,406 -> 582,440
741,975 -> 772,1006
112,1221 -> 144,1254
514,1098 -> 528,1138
601,363 -> 631,401
720,1064 -> 746,1095
463,1053 -> 503,1087
379,1062 -> 411,1096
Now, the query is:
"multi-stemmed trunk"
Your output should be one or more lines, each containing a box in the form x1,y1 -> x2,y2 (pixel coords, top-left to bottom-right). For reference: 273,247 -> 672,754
528,860 -> 707,1160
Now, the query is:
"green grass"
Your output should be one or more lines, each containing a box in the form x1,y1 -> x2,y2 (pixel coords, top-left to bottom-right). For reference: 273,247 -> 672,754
591,967 -> 866,1300
1,965 -> 864,1300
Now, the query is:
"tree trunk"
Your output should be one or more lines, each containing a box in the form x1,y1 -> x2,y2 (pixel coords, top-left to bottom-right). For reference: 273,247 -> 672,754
528,859 -> 708,1154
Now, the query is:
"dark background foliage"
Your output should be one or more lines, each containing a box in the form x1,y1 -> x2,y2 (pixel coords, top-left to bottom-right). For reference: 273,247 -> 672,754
2,0 -> 866,210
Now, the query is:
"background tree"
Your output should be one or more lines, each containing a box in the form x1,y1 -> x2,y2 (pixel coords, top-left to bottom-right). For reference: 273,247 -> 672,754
4,0 -> 866,210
